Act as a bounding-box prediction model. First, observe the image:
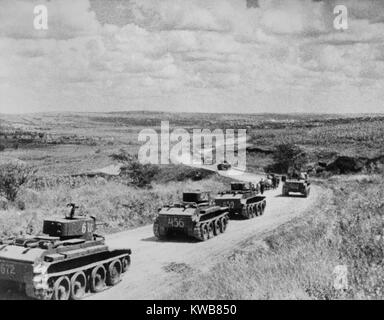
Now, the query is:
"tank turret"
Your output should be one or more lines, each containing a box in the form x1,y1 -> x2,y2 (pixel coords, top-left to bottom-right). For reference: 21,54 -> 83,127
43,204 -> 96,241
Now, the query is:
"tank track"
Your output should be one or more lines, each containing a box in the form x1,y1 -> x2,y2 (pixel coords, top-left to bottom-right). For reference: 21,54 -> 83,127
153,218 -> 168,239
28,253 -> 131,300
193,214 -> 229,241
239,201 -> 266,219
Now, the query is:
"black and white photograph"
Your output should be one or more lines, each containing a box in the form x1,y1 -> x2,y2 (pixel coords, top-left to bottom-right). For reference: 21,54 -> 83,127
0,0 -> 383,308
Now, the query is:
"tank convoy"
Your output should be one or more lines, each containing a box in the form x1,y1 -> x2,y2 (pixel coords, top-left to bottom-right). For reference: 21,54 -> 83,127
282,172 -> 311,197
153,191 -> 229,241
214,182 -> 266,219
0,204 -> 131,300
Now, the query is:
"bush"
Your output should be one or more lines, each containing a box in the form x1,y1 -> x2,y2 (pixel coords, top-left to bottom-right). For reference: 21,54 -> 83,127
125,161 -> 160,188
0,196 -> 8,210
0,163 -> 35,201
0,144 -> 5,152
110,149 -> 160,187
266,143 -> 308,174
16,200 -> 26,210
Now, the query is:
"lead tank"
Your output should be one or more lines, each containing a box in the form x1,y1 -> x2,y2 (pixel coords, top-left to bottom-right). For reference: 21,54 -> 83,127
153,191 -> 229,241
0,204 -> 131,300
214,182 -> 266,219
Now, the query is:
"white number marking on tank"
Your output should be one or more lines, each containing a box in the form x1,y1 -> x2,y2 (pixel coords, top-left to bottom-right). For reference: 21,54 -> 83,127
168,217 -> 185,228
0,263 -> 16,275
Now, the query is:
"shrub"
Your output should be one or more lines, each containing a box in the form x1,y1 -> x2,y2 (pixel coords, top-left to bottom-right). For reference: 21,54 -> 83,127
0,163 -> 35,201
110,149 -> 160,187
16,200 -> 26,211
125,161 -> 160,188
266,143 -> 308,174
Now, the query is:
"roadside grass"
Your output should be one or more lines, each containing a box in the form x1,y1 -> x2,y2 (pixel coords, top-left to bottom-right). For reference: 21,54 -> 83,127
0,175 -> 228,237
167,174 -> 384,300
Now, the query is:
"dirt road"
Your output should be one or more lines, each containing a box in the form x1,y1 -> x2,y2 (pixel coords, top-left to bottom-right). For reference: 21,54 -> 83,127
88,169 -> 322,300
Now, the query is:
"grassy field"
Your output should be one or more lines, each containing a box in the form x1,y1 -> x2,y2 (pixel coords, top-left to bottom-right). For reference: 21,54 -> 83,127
1,112 -> 383,175
167,175 -> 384,300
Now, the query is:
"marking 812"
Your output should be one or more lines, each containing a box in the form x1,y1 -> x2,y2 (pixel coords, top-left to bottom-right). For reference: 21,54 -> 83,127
0,263 -> 16,275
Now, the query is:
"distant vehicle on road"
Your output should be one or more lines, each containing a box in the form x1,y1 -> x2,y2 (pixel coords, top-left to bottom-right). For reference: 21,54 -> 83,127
282,172 -> 311,197
217,161 -> 231,171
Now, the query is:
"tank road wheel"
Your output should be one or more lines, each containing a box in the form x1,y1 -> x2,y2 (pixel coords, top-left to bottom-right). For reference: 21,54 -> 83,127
261,202 -> 266,214
201,224 -> 209,241
253,204 -> 258,217
193,225 -> 203,241
121,256 -> 131,273
70,271 -> 87,300
220,217 -> 228,233
252,205 -> 257,217
248,205 -> 253,218
241,206 -> 246,218
90,265 -> 106,293
153,219 -> 167,240
107,259 -> 122,286
208,222 -> 214,239
213,219 -> 221,236
250,205 -> 254,217
243,205 -> 249,219
52,276 -> 71,300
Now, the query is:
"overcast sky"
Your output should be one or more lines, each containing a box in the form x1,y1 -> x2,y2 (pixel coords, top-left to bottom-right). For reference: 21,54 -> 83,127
0,0 -> 384,114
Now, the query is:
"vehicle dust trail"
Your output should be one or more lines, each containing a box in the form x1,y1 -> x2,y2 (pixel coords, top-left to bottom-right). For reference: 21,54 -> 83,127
89,181 -> 323,300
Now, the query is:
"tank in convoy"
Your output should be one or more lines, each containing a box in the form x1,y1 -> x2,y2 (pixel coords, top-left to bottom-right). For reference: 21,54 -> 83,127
214,182 -> 266,219
153,191 -> 229,241
282,171 -> 311,197
0,204 -> 131,300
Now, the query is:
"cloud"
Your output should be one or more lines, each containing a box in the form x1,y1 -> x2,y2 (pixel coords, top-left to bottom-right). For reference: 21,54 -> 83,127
0,0 -> 384,114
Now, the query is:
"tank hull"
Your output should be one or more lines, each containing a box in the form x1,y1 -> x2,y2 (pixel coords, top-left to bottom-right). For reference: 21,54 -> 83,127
214,194 -> 266,219
0,239 -> 131,300
153,208 -> 229,241
282,180 -> 311,197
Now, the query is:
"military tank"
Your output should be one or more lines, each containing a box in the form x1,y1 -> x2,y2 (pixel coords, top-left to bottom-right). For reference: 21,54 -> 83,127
217,160 -> 231,171
214,182 -> 266,219
282,173 -> 311,197
0,204 -> 131,300
153,191 -> 229,241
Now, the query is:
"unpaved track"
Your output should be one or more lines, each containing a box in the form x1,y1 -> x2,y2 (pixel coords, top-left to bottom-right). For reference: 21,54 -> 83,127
89,169 -> 322,300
